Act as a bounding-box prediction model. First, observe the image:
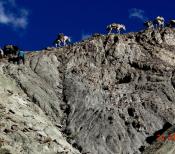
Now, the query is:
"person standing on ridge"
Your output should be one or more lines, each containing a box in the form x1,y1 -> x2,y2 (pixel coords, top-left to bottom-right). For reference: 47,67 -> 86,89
17,50 -> 25,65
54,33 -> 71,47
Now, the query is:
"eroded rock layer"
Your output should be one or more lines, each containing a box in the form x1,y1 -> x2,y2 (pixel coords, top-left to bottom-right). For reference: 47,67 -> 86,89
0,28 -> 175,154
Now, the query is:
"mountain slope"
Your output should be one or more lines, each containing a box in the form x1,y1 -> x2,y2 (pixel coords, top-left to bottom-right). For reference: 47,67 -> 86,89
1,28 -> 175,154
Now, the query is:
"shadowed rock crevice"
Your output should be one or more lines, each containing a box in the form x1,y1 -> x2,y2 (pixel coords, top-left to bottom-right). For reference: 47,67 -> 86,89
118,74 -> 132,84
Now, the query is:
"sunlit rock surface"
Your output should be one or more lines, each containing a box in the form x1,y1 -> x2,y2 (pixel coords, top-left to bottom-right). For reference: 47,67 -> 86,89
0,28 -> 175,154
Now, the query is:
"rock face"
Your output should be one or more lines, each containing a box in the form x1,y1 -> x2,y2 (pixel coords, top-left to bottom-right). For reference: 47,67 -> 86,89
143,124 -> 175,154
0,28 -> 175,154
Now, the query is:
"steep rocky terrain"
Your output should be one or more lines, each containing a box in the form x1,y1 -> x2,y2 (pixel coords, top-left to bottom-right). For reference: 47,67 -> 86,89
0,28 -> 175,154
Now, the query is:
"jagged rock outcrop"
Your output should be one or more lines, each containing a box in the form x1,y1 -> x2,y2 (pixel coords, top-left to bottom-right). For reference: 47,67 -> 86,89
0,28 -> 175,154
143,124 -> 175,154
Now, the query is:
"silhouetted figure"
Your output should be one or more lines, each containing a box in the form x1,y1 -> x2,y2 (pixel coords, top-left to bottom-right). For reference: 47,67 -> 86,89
144,21 -> 154,29
17,50 -> 25,65
154,16 -> 165,29
106,23 -> 126,34
54,33 -> 71,47
167,20 -> 175,28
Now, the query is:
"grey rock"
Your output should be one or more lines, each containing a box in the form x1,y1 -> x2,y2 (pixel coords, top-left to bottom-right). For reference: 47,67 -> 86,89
0,28 -> 175,154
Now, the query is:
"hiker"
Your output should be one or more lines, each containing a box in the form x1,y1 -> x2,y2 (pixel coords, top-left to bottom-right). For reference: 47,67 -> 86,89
106,23 -> 126,34
54,33 -> 71,47
167,20 -> 175,28
154,16 -> 165,29
3,45 -> 19,63
144,21 -> 154,29
0,48 -> 4,59
17,50 -> 25,65
3,45 -> 19,57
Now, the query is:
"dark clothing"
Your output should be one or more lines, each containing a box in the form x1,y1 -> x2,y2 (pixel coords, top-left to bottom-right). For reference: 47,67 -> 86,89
3,45 -> 19,56
17,56 -> 25,65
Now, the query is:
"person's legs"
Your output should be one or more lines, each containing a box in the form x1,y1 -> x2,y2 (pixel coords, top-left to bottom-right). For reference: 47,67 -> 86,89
108,28 -> 112,34
18,56 -> 25,65
22,57 -> 25,64
17,57 -> 20,65
63,40 -> 66,46
58,40 -> 61,47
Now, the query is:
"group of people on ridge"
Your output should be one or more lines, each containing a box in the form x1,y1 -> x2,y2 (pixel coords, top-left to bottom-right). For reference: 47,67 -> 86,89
1,16 -> 175,64
106,16 -> 175,34
0,45 -> 25,65
53,16 -> 175,48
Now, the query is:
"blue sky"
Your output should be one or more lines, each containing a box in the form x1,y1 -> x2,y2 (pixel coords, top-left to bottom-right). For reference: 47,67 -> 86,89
0,0 -> 174,51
